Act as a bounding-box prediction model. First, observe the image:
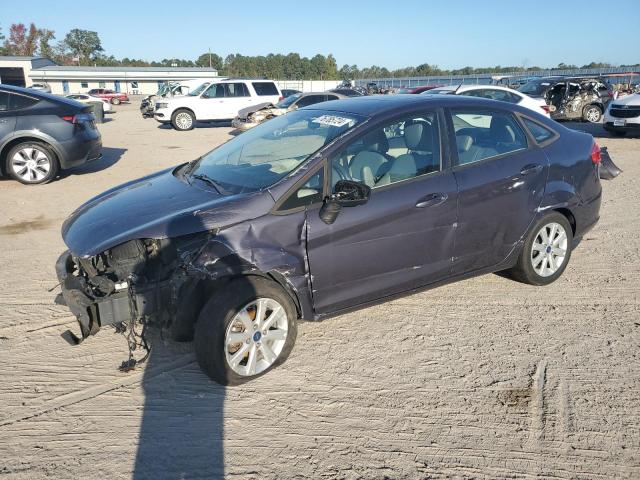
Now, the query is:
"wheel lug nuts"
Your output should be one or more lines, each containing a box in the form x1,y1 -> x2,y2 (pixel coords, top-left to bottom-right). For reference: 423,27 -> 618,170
245,339 -> 250,344
262,330 -> 267,335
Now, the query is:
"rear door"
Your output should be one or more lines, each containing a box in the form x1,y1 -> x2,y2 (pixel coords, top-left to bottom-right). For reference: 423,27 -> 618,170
447,107 -> 549,274
221,82 -> 252,118
0,91 -> 17,138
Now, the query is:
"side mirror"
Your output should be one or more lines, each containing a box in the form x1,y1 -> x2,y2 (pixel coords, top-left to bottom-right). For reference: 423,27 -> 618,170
332,179 -> 371,207
318,180 -> 371,225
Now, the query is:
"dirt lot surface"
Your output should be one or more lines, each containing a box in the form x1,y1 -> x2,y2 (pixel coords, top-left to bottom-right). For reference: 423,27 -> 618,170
0,102 -> 638,479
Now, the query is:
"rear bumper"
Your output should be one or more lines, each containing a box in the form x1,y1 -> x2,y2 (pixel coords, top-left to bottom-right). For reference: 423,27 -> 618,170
58,134 -> 102,169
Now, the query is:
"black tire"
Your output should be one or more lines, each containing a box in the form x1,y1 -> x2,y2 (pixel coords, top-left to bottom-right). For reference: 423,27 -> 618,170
4,141 -> 59,185
583,104 -> 602,123
111,97 -> 121,105
195,276 -> 298,385
169,279 -> 203,342
171,109 -> 195,131
506,212 -> 573,286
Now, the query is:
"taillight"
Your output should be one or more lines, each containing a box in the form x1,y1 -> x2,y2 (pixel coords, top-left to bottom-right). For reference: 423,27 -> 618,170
591,142 -> 601,164
278,96 -> 284,101
540,105 -> 551,114
61,115 -> 76,123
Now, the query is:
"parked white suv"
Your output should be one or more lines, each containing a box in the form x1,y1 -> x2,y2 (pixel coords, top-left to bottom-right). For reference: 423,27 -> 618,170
154,79 -> 282,131
603,93 -> 640,137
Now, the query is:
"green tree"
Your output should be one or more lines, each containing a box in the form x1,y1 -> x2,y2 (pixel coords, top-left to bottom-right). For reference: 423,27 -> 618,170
37,28 -> 55,59
62,29 -> 103,64
196,52 -> 223,70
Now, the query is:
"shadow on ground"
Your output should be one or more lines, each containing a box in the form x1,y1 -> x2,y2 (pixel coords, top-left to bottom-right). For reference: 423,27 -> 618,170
132,331 -> 225,479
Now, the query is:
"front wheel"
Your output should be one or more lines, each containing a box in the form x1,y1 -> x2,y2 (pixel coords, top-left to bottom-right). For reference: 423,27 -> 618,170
171,109 -> 195,131
583,104 -> 602,123
195,277 -> 298,385
506,212 -> 573,286
111,97 -> 121,105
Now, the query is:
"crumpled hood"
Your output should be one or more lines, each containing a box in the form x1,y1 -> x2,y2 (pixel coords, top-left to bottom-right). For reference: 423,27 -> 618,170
238,102 -> 275,119
62,166 -> 274,257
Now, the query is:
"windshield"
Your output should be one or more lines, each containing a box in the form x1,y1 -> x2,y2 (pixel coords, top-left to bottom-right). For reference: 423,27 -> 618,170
189,82 -> 211,96
275,93 -> 302,108
191,109 -> 364,193
518,80 -> 552,96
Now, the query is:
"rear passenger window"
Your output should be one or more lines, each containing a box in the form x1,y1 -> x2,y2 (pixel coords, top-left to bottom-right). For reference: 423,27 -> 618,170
522,118 -> 555,143
450,109 -> 528,166
0,92 -> 9,111
296,95 -> 324,108
226,83 -> 250,97
252,82 -> 279,96
10,94 -> 38,110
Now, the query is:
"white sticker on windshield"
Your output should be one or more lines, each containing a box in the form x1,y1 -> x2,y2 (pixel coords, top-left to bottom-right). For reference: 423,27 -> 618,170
311,115 -> 352,127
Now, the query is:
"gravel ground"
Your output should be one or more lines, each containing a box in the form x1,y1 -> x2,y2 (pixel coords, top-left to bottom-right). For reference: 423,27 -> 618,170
0,103 -> 638,479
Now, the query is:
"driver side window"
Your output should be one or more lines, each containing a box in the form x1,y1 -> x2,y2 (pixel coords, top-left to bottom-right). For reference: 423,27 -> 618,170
330,112 -> 441,191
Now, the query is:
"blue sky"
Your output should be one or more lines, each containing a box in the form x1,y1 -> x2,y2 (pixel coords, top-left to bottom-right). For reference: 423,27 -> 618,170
2,0 -> 639,69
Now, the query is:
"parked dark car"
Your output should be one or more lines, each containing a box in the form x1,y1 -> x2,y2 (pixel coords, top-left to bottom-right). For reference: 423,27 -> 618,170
0,84 -> 102,185
281,89 -> 302,98
56,95 -> 602,385
518,76 -> 613,122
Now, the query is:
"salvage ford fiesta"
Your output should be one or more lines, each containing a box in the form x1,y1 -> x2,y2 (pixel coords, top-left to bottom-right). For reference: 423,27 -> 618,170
56,95 -> 602,385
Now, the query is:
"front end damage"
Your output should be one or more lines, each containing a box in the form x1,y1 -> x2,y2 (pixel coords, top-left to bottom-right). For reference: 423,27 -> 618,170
56,218 -> 314,370
56,237 -> 201,368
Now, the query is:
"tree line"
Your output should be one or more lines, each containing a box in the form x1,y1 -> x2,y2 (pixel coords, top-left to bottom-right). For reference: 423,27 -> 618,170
1,22 -> 638,80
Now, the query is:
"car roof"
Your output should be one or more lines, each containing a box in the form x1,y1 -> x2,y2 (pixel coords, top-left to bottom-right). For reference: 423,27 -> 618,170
0,83 -> 83,107
306,94 -> 528,117
456,84 -> 522,94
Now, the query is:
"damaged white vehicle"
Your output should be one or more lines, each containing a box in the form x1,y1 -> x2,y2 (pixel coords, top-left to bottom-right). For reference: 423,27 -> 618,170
231,92 -> 346,131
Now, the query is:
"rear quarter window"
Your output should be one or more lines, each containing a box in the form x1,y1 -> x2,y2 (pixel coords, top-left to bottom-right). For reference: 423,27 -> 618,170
10,94 -> 39,110
252,82 -> 279,96
522,118 -> 556,143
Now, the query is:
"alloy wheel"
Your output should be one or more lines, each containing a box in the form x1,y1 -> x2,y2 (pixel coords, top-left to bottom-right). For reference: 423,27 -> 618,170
586,107 -> 600,123
224,298 -> 289,377
531,222 -> 568,277
175,112 -> 193,130
11,147 -> 52,183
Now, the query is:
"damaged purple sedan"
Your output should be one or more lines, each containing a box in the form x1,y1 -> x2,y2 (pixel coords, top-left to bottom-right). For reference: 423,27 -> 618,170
56,95 -> 602,385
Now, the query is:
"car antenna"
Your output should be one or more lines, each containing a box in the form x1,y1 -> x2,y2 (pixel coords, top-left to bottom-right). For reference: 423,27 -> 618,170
454,83 -> 463,94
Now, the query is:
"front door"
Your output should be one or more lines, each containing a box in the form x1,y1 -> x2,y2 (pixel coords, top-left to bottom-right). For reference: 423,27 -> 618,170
447,107 -> 549,274
306,110 -> 458,314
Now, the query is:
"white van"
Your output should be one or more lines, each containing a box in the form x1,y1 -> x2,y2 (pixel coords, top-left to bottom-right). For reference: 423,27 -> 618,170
154,79 -> 282,131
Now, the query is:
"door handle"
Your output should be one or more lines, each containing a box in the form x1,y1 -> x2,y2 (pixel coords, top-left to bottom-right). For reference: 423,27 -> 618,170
416,193 -> 447,208
520,164 -> 543,175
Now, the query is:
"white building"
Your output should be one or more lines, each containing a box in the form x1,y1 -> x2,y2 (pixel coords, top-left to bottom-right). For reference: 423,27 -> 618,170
0,56 -> 218,95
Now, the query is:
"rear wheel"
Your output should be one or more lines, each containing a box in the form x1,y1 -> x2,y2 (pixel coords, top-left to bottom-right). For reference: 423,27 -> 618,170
583,104 -> 602,123
195,276 -> 297,385
111,97 -> 121,105
5,141 -> 59,185
506,212 -> 573,286
171,109 -> 195,131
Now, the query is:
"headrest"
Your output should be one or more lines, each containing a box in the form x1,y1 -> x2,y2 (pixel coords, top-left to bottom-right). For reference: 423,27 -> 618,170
456,135 -> 473,152
489,116 -> 516,143
361,129 -> 389,154
404,121 -> 435,151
